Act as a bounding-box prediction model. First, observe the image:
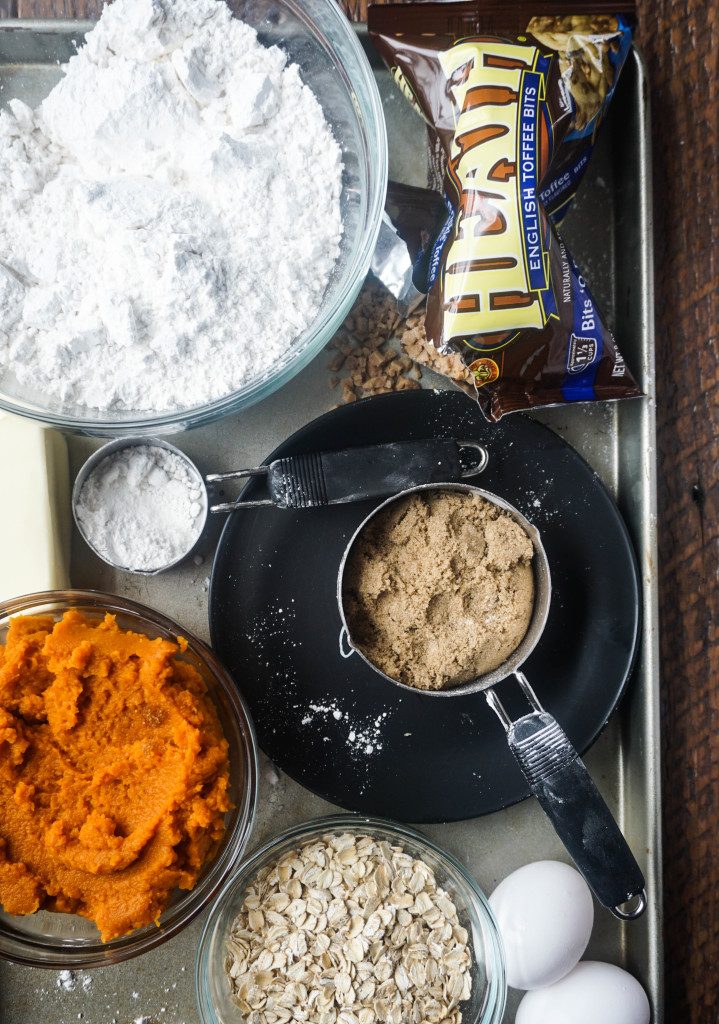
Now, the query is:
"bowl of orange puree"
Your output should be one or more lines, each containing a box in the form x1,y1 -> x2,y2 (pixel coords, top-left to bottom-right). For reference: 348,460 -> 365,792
0,590 -> 258,968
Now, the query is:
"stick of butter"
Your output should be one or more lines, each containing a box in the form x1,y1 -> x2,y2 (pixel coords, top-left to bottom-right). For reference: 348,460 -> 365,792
0,412 -> 71,600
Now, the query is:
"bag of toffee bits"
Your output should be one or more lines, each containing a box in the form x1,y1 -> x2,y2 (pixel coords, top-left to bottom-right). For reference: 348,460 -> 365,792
368,1 -> 643,422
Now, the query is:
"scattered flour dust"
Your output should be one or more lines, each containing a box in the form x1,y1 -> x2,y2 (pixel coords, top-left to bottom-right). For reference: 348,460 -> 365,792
57,969 -> 76,991
246,600 -> 392,770
0,0 -> 342,413
298,699 -> 390,759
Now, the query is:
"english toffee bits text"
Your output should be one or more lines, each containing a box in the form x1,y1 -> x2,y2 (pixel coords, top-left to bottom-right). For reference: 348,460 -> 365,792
368,4 -> 642,420
438,38 -> 554,339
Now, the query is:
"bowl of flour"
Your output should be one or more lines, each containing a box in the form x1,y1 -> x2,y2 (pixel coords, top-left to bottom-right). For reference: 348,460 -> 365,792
0,0 -> 387,434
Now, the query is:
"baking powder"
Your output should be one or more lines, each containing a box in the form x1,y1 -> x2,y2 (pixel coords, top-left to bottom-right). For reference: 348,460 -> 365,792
75,444 -> 206,572
0,0 -> 342,412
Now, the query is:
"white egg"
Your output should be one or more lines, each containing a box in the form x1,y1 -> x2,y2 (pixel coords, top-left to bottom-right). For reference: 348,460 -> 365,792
516,961 -> 651,1024
489,860 -> 593,989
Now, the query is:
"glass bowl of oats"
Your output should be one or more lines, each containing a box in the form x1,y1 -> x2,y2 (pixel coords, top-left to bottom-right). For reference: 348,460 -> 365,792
195,814 -> 506,1024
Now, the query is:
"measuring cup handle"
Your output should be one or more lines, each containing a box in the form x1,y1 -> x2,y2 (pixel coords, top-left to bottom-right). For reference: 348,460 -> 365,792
339,627 -> 355,659
507,710 -> 646,918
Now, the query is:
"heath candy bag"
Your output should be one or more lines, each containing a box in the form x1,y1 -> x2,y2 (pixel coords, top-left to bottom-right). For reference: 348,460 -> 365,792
369,1 -> 642,421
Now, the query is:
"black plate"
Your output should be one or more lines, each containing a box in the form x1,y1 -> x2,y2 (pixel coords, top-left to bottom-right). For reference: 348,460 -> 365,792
209,390 -> 640,823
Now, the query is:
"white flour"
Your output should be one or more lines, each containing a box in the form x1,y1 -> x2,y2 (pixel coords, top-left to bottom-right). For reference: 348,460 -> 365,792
57,969 -> 75,991
75,444 -> 206,571
0,0 -> 342,412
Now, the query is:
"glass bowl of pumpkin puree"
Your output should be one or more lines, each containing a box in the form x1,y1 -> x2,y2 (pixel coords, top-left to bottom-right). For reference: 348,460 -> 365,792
0,590 -> 258,968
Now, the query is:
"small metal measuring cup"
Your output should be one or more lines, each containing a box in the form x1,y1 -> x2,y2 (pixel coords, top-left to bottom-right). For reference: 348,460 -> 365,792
73,437 -> 208,575
338,482 -> 647,920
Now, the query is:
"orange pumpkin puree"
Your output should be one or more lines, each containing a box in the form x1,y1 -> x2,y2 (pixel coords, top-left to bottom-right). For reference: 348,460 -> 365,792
0,610 -> 232,941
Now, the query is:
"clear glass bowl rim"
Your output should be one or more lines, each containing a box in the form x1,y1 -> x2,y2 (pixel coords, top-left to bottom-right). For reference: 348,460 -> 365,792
195,812 -> 507,1024
0,1 -> 388,436
0,588 -> 260,968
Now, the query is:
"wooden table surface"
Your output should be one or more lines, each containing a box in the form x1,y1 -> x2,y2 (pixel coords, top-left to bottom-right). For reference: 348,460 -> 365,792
0,0 -> 715,1021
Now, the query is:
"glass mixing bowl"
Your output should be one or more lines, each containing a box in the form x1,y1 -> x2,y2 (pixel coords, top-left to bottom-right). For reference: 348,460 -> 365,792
0,0 -> 387,435
0,590 -> 259,968
196,814 -> 507,1024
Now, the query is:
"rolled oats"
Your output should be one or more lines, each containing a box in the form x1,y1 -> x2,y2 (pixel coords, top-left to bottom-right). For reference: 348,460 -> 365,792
226,833 -> 473,1024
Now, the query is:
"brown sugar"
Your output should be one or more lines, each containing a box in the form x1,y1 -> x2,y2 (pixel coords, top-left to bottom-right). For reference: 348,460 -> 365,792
343,490 -> 535,691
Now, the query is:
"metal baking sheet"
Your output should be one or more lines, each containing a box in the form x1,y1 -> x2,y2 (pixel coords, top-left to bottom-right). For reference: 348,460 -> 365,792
0,21 -> 661,1024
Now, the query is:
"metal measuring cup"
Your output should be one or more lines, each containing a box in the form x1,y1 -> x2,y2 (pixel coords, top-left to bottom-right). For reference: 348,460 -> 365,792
73,437 -> 208,575
337,482 -> 646,920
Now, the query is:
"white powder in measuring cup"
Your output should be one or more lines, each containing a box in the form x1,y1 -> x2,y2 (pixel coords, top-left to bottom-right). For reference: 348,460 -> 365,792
75,445 -> 206,572
0,0 -> 342,413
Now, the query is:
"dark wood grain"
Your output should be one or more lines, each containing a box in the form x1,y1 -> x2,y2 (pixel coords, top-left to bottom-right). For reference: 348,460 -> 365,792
0,0 -> 716,1019
634,2 -> 719,1021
